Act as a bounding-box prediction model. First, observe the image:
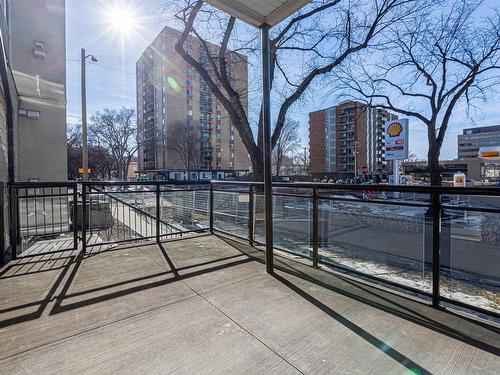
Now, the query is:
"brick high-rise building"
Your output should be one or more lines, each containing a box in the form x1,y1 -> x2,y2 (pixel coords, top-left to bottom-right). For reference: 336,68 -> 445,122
309,101 -> 397,176
136,26 -> 248,179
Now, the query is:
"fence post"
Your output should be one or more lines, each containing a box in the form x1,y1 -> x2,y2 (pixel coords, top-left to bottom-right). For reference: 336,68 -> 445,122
0,182 -> 4,266
8,184 -> 18,260
431,191 -> 441,308
209,184 -> 214,234
312,187 -> 319,268
72,183 -> 78,250
248,185 -> 254,246
81,183 -> 87,256
156,184 -> 161,243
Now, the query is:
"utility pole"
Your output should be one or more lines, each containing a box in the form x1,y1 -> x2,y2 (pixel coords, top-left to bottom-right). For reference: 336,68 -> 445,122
81,48 -> 97,181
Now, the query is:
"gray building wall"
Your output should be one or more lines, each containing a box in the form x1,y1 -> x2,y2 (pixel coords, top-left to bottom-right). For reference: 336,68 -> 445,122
9,0 -> 67,181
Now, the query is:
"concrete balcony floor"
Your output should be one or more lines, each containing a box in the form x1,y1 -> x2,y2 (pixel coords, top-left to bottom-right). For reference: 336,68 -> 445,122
0,235 -> 498,374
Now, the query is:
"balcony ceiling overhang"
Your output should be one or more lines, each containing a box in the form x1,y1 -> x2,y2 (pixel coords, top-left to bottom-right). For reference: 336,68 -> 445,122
204,0 -> 312,27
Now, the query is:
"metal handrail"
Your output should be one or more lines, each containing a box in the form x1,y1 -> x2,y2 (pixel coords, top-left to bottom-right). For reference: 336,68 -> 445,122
5,179 -> 500,320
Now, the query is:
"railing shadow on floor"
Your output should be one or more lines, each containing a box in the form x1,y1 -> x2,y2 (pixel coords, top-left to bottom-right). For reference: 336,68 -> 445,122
0,235 -> 252,330
215,235 -> 500,357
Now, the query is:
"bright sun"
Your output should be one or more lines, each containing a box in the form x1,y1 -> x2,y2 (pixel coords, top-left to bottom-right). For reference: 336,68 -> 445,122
107,4 -> 139,36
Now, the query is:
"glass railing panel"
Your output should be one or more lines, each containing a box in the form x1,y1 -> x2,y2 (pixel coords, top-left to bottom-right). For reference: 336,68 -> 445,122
318,190 -> 432,294
441,194 -> 500,314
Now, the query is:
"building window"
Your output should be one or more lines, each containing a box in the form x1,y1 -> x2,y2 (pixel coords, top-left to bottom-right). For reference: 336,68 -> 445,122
187,110 -> 193,116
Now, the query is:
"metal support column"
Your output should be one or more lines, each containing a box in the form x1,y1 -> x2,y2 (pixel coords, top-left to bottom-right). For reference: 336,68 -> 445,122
431,192 -> 441,308
312,187 -> 319,268
248,185 -> 254,246
261,24 -> 274,274
156,184 -> 161,243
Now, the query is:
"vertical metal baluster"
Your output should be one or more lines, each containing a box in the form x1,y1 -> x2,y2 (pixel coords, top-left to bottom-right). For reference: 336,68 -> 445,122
432,192 -> 441,308
72,184 -> 78,250
42,187 -> 47,236
9,186 -> 18,260
81,184 -> 87,255
58,187 -> 62,234
248,185 -> 254,246
34,191 -> 38,241
0,183 -> 4,266
209,184 -> 214,234
312,187 -> 319,268
156,184 -> 160,243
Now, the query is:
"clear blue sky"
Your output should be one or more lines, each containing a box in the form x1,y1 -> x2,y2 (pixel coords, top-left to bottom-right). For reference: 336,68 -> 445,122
66,0 -> 500,160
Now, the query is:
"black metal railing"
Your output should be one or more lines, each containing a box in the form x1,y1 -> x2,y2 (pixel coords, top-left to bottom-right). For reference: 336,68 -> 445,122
2,180 -> 499,320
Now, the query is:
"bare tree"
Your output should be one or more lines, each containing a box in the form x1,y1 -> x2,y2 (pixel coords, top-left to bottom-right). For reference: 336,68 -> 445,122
273,120 -> 301,176
167,120 -> 201,174
341,0 -> 500,185
67,124 -> 114,180
166,0 -> 422,181
90,107 -> 139,181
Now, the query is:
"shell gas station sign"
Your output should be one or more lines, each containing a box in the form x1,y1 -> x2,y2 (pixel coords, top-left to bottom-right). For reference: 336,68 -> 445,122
384,119 -> 409,161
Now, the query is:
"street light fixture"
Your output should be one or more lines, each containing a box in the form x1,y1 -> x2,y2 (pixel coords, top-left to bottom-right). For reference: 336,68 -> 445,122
81,48 -> 97,181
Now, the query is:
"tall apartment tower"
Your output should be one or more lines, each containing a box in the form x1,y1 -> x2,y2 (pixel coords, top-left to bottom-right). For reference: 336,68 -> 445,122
9,0 -> 67,181
458,125 -> 500,159
309,101 -> 397,176
136,26 -> 248,178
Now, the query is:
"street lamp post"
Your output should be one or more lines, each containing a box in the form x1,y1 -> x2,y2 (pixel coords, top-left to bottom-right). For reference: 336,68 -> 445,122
81,48 -> 97,181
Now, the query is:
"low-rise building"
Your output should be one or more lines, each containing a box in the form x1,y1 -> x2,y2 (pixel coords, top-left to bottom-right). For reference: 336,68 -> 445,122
402,159 -> 500,181
458,125 -> 500,159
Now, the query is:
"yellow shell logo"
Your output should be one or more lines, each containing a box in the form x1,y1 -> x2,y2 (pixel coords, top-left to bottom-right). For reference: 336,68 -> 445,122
387,122 -> 403,137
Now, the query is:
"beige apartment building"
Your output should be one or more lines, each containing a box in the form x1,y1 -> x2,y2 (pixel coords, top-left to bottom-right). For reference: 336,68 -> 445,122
0,0 -> 67,260
9,0 -> 67,182
136,26 -> 248,179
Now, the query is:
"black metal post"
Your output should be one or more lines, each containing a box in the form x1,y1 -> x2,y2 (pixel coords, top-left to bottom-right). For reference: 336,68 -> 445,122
209,184 -> 214,234
261,24 -> 274,274
312,187 -> 319,268
9,185 -> 18,260
431,192 -> 441,308
248,185 -> 254,246
72,184 -> 78,250
0,182 -> 5,266
81,184 -> 87,256
156,184 -> 161,243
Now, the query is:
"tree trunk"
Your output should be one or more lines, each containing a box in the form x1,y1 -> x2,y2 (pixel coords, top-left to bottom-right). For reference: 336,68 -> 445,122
428,147 -> 442,186
249,149 -> 264,182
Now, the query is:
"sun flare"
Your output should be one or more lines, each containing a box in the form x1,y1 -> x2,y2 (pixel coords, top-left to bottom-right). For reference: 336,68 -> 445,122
106,3 -> 139,36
